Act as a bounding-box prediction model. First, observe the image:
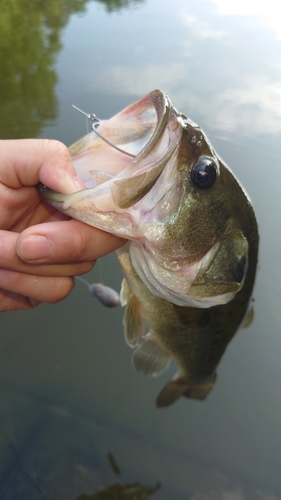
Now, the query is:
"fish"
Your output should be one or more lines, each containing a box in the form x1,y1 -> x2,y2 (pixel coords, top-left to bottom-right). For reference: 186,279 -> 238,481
40,90 -> 259,407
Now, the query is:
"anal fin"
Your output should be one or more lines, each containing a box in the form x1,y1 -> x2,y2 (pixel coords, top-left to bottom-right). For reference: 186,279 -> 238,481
132,335 -> 171,376
156,373 -> 217,407
156,379 -> 189,407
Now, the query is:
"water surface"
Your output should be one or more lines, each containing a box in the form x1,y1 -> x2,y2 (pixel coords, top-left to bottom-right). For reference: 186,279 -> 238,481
1,0 -> 281,498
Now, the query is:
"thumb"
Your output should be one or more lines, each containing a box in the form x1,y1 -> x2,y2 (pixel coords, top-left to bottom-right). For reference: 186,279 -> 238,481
0,139 -> 84,193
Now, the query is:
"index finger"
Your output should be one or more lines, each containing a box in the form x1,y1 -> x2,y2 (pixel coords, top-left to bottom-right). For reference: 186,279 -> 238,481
0,139 -> 84,193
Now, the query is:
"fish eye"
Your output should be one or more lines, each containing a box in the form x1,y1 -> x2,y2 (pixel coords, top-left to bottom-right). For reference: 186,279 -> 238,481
191,157 -> 217,190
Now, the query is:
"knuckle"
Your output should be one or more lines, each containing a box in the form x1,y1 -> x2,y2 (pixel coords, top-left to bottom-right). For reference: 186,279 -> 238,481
44,139 -> 70,157
39,139 -> 72,170
33,138 -> 67,157
51,141 -> 72,166
69,229 -> 89,260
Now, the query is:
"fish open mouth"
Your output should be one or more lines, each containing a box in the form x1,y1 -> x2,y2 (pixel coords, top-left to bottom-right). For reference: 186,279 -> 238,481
68,90 -> 173,191
40,90 -> 183,238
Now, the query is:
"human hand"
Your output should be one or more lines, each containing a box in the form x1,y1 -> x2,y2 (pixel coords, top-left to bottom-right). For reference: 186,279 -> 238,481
0,139 -> 125,312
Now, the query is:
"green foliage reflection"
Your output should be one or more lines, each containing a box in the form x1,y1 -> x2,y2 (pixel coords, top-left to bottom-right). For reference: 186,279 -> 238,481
94,0 -> 144,12
0,0 -> 145,139
0,0 -> 89,139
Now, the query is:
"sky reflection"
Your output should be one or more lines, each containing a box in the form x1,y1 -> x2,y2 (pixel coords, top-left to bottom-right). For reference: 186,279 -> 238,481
208,0 -> 281,40
69,0 -> 281,139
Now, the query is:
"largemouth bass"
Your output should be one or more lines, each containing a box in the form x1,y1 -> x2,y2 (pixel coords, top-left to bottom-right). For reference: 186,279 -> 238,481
41,90 -> 259,407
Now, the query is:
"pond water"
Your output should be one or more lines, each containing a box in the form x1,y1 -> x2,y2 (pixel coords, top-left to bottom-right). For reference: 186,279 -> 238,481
1,0 -> 281,498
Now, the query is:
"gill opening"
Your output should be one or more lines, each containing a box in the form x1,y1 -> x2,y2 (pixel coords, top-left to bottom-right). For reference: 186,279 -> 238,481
72,105 -> 136,159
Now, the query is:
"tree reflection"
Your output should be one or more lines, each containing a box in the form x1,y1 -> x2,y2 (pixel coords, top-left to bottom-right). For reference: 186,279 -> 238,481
0,0 -> 145,140
0,0 -> 89,139
94,0 -> 144,12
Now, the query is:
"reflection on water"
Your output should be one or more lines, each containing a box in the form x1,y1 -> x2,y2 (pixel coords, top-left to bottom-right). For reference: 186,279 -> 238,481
207,0 -> 281,41
76,481 -> 160,499
0,0 -> 146,139
81,2 -> 281,140
0,0 -> 89,139
94,0 -> 144,12
76,451 -> 161,499
107,452 -> 121,474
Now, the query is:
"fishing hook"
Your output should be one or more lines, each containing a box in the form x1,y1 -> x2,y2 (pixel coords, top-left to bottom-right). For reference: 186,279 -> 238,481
72,105 -> 136,158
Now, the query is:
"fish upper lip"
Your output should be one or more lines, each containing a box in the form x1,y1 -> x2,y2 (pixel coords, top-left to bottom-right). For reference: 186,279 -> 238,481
133,90 -> 171,160
111,90 -> 176,176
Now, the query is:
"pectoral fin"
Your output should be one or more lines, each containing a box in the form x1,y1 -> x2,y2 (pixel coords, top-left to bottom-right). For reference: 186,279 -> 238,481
120,278 -> 131,306
123,294 -> 146,347
132,336 -> 171,376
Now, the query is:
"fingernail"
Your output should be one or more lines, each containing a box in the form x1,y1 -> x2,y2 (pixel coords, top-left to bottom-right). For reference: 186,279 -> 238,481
74,177 -> 86,190
54,175 -> 85,195
17,235 -> 51,262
